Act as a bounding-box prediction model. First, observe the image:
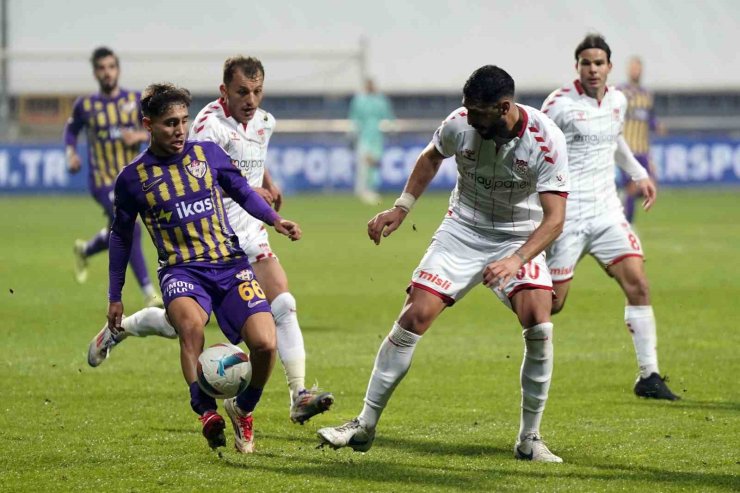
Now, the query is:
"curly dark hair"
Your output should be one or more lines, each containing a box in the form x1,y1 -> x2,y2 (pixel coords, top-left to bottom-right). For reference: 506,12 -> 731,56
141,83 -> 192,118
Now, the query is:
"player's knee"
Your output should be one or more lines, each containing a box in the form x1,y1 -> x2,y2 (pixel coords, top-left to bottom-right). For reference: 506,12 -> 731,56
624,276 -> 650,304
270,292 -> 296,323
551,299 -> 565,315
398,306 -> 437,335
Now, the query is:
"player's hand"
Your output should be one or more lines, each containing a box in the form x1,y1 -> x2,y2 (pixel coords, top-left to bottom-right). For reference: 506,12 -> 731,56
107,301 -> 124,336
482,256 -> 524,289
266,183 -> 283,212
67,151 -> 81,173
635,178 -> 657,211
253,187 -> 274,206
367,207 -> 408,245
274,219 -> 301,241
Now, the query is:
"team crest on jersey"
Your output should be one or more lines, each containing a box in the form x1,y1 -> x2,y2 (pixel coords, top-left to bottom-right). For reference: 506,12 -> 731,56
186,160 -> 207,179
514,159 -> 529,176
230,131 -> 240,141
236,269 -> 254,281
612,108 -> 621,121
576,111 -> 587,121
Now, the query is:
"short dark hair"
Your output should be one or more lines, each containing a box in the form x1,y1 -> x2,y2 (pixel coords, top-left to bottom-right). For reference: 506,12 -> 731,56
140,83 -> 192,118
575,34 -> 612,62
463,65 -> 515,104
91,46 -> 118,68
223,56 -> 265,85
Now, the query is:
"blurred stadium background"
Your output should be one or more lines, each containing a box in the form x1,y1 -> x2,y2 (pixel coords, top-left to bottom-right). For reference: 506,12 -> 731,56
0,0 -> 738,196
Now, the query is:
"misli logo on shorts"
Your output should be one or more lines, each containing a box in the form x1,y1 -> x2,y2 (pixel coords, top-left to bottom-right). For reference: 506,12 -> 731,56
418,270 -> 452,290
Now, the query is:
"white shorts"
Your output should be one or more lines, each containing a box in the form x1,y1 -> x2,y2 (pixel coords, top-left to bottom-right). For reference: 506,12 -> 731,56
410,217 -> 552,309
546,214 -> 643,283
231,212 -> 278,265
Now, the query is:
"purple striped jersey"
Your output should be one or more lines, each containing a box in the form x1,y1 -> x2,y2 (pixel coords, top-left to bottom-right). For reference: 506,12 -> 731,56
111,141 -> 280,268
63,88 -> 143,190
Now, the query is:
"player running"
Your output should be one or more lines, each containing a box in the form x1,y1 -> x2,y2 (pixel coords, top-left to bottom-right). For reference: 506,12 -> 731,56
318,65 -> 569,462
106,83 -> 301,453
541,34 -> 679,400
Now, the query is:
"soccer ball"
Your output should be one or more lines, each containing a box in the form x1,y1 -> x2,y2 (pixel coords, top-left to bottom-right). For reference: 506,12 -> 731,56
196,343 -> 252,399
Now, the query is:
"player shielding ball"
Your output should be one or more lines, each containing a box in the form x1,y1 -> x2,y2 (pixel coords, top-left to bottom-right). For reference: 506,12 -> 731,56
87,57 -> 334,432
541,34 -> 679,400
318,66 -> 569,462
106,83 -> 302,453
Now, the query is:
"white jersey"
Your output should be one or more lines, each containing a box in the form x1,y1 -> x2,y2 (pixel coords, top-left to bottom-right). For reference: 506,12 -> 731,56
433,105 -> 569,236
188,98 -> 276,237
542,80 -> 627,221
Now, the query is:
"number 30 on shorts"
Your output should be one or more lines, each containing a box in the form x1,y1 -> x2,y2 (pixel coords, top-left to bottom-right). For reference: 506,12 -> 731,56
238,280 -> 266,301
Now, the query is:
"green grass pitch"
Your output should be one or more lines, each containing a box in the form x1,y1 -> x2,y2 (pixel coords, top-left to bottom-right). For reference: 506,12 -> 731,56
1,190 -> 738,492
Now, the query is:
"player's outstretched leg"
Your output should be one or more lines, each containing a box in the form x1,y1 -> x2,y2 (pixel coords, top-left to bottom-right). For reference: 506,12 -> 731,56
86,308 -> 177,367
271,292 -> 335,423
514,322 -> 562,463
73,239 -> 89,284
317,322 -> 421,451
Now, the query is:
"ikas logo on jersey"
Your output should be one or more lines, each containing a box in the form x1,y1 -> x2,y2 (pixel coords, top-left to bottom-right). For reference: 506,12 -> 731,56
514,159 -> 529,176
557,174 -> 565,182
186,160 -> 207,179
236,269 -> 254,281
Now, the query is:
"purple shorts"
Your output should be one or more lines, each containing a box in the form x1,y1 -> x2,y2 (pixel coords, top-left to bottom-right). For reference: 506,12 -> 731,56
158,258 -> 272,344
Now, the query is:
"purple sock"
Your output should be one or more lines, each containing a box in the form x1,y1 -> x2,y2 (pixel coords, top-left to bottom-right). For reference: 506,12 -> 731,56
84,228 -> 110,257
129,223 -> 152,288
236,385 -> 263,414
189,381 -> 217,416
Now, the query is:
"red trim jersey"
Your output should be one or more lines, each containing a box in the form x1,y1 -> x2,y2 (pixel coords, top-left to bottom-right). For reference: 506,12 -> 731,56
432,105 -> 569,236
542,80 -> 628,221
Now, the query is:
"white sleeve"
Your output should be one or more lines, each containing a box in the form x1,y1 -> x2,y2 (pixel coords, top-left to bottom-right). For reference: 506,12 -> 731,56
189,117 -> 228,150
431,119 -> 458,158
541,89 -> 567,128
534,124 -> 570,194
615,135 -> 649,181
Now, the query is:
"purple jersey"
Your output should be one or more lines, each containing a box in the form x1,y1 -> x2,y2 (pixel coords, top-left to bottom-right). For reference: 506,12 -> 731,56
617,83 -> 656,157
63,89 -> 143,190
108,140 -> 280,301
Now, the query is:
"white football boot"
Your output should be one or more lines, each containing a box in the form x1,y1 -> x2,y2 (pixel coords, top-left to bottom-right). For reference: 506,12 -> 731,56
514,433 -> 563,463
223,397 -> 255,453
317,418 -> 375,452
73,239 -> 88,284
87,322 -> 127,367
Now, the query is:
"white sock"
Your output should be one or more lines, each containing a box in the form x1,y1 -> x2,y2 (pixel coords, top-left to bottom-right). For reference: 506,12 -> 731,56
271,292 -> 306,401
358,322 -> 421,430
142,284 -> 156,297
121,307 -> 177,339
625,305 -> 659,378
519,322 -> 554,440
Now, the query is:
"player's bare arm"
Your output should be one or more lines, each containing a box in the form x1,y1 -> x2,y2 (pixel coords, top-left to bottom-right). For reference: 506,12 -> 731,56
483,192 -> 566,288
262,167 -> 283,211
615,135 -> 656,210
367,143 -> 445,245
